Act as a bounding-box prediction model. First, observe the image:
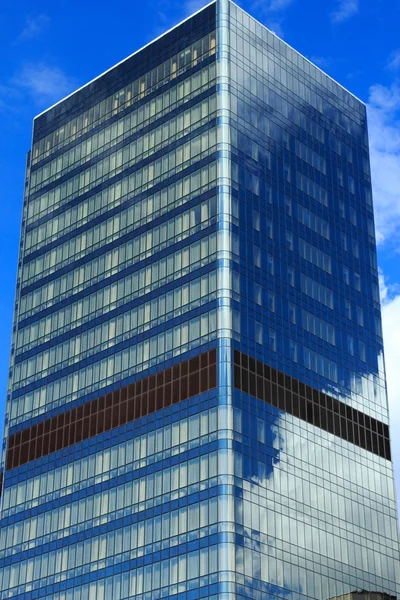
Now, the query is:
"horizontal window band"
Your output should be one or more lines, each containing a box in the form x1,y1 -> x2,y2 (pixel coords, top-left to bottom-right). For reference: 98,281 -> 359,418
31,61 -> 216,174
26,151 -> 217,235
16,263 -> 217,362
33,8 -> 216,140
233,350 -> 391,461
28,117 -> 216,205
12,300 -> 217,400
6,349 -> 217,471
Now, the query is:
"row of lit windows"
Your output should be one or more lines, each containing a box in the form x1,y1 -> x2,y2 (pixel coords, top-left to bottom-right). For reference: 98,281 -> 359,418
1,405 -> 218,525
21,191 -> 215,304
300,273 -> 333,309
15,271 -> 216,387
1,483 -> 219,590
2,495 -> 218,581
18,237 -> 216,355
25,159 -> 216,255
30,94 -> 216,197
23,170 -> 216,305
27,119 -> 216,227
23,187 -> 216,285
0,537 -> 219,598
20,183 -> 216,318
28,122 -> 216,248
30,65 -> 215,192
31,31 -> 216,164
11,308 -> 217,425
21,197 -> 216,316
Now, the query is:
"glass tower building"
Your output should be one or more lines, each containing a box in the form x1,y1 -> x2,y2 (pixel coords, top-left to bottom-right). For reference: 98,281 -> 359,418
1,1 -> 399,598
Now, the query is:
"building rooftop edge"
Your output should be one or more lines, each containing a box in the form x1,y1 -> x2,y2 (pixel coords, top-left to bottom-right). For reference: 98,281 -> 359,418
229,0 -> 365,106
33,0 -> 217,121
34,0 -> 364,123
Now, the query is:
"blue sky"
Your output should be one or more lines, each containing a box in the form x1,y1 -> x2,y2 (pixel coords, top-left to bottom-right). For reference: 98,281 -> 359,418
1,0 -> 400,493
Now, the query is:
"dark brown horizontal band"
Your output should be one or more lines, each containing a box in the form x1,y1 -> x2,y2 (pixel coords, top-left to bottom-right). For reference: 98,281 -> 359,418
6,349 -> 217,471
233,350 -> 391,461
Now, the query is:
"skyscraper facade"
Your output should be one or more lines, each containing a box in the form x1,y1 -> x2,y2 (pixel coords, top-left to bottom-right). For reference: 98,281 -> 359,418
0,1 -> 399,598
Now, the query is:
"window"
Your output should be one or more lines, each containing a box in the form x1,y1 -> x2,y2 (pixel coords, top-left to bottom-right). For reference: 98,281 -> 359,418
253,245 -> 261,267
288,302 -> 296,324
269,329 -> 277,352
345,300 -> 352,320
253,209 -> 260,231
255,322 -> 263,344
254,283 -> 262,305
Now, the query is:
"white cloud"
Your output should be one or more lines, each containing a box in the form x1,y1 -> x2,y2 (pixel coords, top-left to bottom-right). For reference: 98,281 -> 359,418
11,64 -> 77,106
252,0 -> 294,12
250,0 -> 295,38
0,84 -> 22,112
309,55 -> 332,69
387,49 -> 400,71
330,0 -> 359,23
380,274 -> 400,487
367,83 -> 400,247
183,0 -> 209,16
18,15 -> 50,41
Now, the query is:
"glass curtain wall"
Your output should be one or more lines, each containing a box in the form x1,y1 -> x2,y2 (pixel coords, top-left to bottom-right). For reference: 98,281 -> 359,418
0,1 -> 399,599
227,2 -> 400,599
0,5 -> 232,599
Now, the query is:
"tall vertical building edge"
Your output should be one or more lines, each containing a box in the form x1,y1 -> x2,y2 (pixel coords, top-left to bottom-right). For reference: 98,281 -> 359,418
0,1 -> 399,598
